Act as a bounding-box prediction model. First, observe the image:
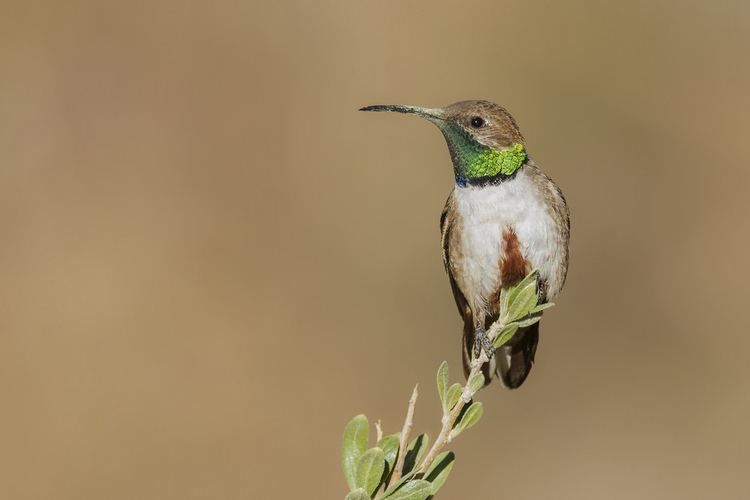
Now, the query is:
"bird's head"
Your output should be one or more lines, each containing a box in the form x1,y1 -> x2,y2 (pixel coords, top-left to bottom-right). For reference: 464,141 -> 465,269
360,100 -> 527,187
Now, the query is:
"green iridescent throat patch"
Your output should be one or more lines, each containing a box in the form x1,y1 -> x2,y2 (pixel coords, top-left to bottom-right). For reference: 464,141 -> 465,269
465,143 -> 526,178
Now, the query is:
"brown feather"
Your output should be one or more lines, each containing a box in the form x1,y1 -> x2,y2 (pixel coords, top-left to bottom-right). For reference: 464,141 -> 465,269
499,228 -> 529,286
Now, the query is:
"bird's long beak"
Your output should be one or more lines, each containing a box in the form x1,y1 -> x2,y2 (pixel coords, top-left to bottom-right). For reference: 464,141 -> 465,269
359,104 -> 445,121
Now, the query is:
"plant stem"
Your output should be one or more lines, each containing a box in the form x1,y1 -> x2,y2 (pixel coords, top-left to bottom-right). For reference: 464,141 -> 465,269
390,384 -> 418,485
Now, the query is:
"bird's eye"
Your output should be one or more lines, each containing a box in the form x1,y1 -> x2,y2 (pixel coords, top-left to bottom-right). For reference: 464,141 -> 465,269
470,116 -> 485,128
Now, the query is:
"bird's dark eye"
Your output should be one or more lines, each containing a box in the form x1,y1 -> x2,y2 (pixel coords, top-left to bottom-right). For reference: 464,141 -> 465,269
470,116 -> 485,128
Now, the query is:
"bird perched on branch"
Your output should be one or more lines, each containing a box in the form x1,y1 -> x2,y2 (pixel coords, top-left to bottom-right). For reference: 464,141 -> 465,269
360,100 -> 570,389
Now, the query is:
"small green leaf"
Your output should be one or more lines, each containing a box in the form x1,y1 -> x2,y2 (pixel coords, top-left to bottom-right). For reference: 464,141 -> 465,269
382,471 -> 416,497
467,370 -> 484,394
376,433 -> 400,478
529,302 -> 554,314
385,479 -> 433,500
445,383 -> 462,412
499,282 -> 516,320
424,451 -> 455,496
355,447 -> 385,496
402,433 -> 428,475
345,488 -> 371,500
342,415 -> 369,490
502,269 -> 539,319
436,361 -> 449,410
515,313 -> 542,328
449,402 -> 483,440
461,402 -> 483,430
492,323 -> 519,348
506,281 -> 539,322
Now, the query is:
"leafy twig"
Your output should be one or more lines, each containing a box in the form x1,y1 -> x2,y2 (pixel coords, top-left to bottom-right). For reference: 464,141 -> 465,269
340,269 -> 552,500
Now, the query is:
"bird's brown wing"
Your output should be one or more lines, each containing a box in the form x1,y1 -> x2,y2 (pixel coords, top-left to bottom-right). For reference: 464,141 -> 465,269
440,192 -> 491,380
439,192 -> 467,315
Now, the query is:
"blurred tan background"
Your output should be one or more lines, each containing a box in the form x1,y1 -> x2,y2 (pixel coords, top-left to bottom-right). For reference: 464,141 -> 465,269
1,1 -> 749,499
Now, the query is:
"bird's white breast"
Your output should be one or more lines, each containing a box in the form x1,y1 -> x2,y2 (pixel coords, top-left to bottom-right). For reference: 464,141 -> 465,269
451,169 -> 563,318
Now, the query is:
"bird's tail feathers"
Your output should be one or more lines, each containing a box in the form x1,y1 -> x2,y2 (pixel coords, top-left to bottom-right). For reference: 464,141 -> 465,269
496,322 -> 539,389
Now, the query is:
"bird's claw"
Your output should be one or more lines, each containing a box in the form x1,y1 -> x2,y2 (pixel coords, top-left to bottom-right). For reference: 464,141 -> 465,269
473,328 -> 494,360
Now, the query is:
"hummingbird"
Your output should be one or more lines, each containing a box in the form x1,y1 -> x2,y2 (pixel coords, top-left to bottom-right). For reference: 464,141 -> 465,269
360,100 -> 570,388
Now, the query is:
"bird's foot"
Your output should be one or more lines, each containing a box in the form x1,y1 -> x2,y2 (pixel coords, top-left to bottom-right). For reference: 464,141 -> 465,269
473,327 -> 494,360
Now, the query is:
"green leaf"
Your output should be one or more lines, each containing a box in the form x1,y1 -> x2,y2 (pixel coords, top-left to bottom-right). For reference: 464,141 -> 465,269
515,313 -> 542,328
342,415 -> 369,490
506,280 -> 539,322
502,269 -> 539,319
345,488 -> 371,500
382,471 -> 417,497
467,370 -> 484,394
355,447 -> 385,496
402,433 -> 428,475
445,383 -> 462,412
492,323 -> 519,348
385,479 -> 433,500
529,302 -> 554,314
376,433 -> 400,478
424,451 -> 455,496
499,286 -> 511,318
436,361 -> 449,410
449,402 -> 483,440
